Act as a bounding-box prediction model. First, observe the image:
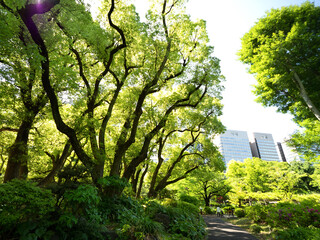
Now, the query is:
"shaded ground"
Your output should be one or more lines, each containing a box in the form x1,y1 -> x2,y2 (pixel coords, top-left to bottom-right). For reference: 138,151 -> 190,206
203,215 -> 258,240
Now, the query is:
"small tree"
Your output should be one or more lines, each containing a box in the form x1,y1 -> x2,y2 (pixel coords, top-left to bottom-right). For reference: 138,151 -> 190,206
182,167 -> 229,207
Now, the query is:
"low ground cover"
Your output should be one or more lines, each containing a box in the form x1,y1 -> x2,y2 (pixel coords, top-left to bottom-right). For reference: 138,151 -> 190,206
0,180 -> 206,240
225,198 -> 320,240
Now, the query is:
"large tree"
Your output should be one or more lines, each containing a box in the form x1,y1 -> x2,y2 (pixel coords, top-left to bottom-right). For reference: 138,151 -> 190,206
0,2 -> 48,181
0,0 -> 225,195
239,2 -> 320,123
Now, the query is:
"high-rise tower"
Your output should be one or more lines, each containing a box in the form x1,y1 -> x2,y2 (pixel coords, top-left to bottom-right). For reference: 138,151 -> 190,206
217,130 -> 253,165
251,132 -> 280,161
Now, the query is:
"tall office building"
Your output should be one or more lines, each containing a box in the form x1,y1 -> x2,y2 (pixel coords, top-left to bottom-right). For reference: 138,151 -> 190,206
277,141 -> 301,162
252,132 -> 280,161
217,130 -> 253,165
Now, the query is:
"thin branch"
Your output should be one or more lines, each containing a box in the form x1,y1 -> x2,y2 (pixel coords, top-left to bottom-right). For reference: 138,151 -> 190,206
0,127 -> 19,133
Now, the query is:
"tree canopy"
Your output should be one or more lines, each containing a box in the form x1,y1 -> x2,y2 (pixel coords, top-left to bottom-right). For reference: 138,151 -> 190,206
226,158 -> 317,205
239,2 -> 320,123
0,0 -> 225,197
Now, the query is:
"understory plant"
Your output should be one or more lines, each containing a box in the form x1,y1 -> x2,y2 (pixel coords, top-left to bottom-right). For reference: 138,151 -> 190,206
0,179 -> 207,240
266,200 -> 320,229
144,199 -> 207,240
241,199 -> 320,239
0,179 -> 55,239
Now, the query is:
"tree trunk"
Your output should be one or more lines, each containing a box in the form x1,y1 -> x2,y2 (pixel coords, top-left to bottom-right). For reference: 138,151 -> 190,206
131,168 -> 141,195
4,118 -> 34,182
92,163 -> 105,185
204,197 -> 210,207
148,158 -> 164,198
136,164 -> 148,199
38,141 -> 72,186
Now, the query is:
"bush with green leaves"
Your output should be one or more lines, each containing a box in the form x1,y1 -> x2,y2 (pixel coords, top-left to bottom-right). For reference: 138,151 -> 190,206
272,226 -> 320,240
203,206 -> 214,214
145,200 -> 167,218
249,223 -> 262,234
61,184 -> 101,224
234,208 -> 246,218
177,201 -> 200,215
179,194 -> 199,207
245,204 -> 269,223
0,179 -> 207,240
161,200 -> 206,239
99,196 -> 165,239
166,206 -> 206,240
144,199 -> 206,240
117,208 -> 164,240
0,179 -> 55,237
56,184 -> 107,240
264,200 -> 320,230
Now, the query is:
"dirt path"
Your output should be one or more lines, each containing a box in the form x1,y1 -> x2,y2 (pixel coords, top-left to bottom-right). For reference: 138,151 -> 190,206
203,215 -> 258,240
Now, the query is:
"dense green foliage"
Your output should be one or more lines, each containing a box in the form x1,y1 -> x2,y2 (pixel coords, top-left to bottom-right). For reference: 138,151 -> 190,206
239,1 -> 320,123
0,180 -> 207,240
273,227 -> 320,240
0,0 -> 224,197
238,1 -> 320,170
234,208 -> 246,218
0,181 -> 109,239
0,180 -> 55,236
236,199 -> 320,239
287,120 -> 320,161
0,0 -> 226,238
226,158 -> 318,206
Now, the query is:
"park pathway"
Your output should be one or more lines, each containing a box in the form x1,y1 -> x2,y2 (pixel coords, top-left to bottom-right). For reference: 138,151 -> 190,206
203,215 -> 258,240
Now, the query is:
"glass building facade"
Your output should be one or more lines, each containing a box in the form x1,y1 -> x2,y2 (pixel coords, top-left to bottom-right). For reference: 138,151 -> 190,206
252,132 -> 280,161
218,130 -> 253,165
277,141 -> 301,162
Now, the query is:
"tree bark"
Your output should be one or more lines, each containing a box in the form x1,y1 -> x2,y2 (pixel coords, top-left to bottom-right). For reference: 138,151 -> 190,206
38,141 -> 72,186
291,69 -> 320,121
18,0 -> 96,177
4,117 -> 34,182
148,157 -> 163,198
148,135 -> 165,198
204,197 -> 210,207
136,164 -> 148,199
131,168 -> 141,195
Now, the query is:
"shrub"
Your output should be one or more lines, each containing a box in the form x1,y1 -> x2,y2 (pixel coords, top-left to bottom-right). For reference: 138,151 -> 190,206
145,200 -> 167,218
61,184 -> 101,223
100,196 -> 165,239
57,184 -> 106,240
245,204 -> 269,223
162,198 -> 178,207
145,199 -> 206,239
176,201 -> 199,216
179,194 -> 199,206
235,208 -> 246,218
117,208 -> 164,240
273,227 -> 320,240
0,179 -> 55,237
204,206 -> 214,214
266,200 -> 320,229
166,206 -> 206,240
249,223 -> 262,233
